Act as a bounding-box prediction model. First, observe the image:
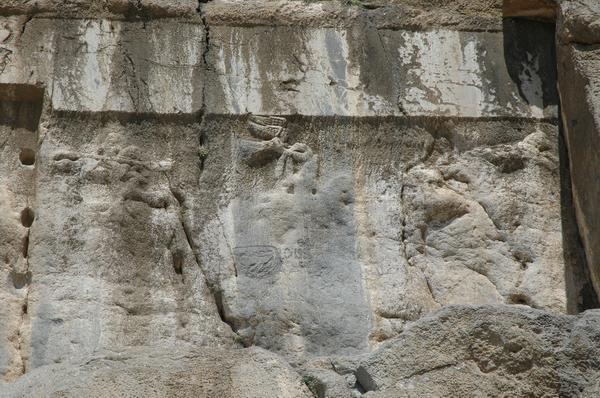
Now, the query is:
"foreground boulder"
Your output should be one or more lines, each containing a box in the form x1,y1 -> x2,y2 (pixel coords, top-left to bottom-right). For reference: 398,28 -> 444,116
2,347 -> 312,398
4,305 -> 600,397
357,305 -> 600,397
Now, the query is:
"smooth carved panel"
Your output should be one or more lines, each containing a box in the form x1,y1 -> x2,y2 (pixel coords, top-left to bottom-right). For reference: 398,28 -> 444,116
233,246 -> 282,278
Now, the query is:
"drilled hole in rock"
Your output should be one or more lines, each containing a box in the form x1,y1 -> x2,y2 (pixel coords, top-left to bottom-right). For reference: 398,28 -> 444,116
311,188 -> 317,195
10,271 -> 31,289
172,252 -> 183,275
287,185 -> 295,194
19,148 -> 36,166
22,303 -> 27,315
20,207 -> 35,227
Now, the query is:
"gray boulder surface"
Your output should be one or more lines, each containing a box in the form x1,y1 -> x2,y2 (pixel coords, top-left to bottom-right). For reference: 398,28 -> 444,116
3,346 -> 312,397
357,305 -> 600,397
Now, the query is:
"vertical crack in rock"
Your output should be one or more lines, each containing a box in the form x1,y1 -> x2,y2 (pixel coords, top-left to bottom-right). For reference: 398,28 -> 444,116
5,86 -> 45,380
198,0 -> 212,73
558,97 -> 600,312
165,172 -> 231,327
16,272 -> 30,376
19,15 -> 33,37
12,228 -> 32,377
165,174 -> 199,272
198,131 -> 206,175
424,274 -> 440,307
15,203 -> 35,376
190,113 -> 234,327
399,173 -> 442,307
399,181 -> 410,266
124,53 -> 140,111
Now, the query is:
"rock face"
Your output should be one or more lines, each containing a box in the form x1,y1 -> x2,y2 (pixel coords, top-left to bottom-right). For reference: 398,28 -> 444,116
203,115 -> 566,357
0,0 -> 599,396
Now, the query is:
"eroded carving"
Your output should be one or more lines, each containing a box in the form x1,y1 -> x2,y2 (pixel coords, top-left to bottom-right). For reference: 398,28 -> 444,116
233,245 -> 282,278
0,47 -> 12,74
240,115 -> 314,181
248,115 -> 288,142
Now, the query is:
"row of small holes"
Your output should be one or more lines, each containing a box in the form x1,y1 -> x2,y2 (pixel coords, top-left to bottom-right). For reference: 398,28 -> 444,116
19,148 -> 36,258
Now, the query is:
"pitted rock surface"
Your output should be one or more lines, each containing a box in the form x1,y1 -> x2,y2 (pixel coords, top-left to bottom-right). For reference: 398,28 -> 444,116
1,0 -> 600,397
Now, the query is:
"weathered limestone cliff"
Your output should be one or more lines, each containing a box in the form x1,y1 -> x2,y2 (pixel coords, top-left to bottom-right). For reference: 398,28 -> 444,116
0,0 -> 599,397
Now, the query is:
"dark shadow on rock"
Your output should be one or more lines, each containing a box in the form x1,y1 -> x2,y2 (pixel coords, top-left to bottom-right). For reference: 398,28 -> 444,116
503,15 -> 597,312
560,112 -> 600,313
0,84 -> 43,131
502,18 -> 558,110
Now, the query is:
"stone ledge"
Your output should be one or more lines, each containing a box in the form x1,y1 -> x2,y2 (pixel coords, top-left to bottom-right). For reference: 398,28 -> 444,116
503,0 -> 557,20
203,0 -> 506,31
0,0 -> 200,20
0,16 -> 557,118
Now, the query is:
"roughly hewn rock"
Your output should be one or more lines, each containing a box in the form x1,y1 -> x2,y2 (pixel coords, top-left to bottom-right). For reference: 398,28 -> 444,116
503,0 -> 556,19
3,346 -> 312,397
356,305 -> 600,397
558,0 -> 600,44
0,18 -> 205,114
204,0 -> 508,30
0,0 -> 200,19
0,13 -> 557,118
206,20 -> 557,117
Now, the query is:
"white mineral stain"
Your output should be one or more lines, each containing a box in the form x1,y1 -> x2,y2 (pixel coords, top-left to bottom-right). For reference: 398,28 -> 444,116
398,31 -> 490,117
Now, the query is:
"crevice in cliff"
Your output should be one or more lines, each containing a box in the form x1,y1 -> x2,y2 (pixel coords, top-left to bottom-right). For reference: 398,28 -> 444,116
558,106 -> 600,313
399,181 -> 410,266
407,362 -> 458,379
198,130 -> 207,175
424,275 -> 440,307
213,290 -> 246,346
19,15 -> 32,38
15,168 -> 36,379
0,84 -> 45,381
165,175 -> 204,280
14,199 -> 34,379
503,8 -> 594,312
190,112 -> 241,334
167,180 -> 194,254
198,0 -> 212,73
165,172 -> 235,329
13,210 -> 32,377
15,288 -> 30,376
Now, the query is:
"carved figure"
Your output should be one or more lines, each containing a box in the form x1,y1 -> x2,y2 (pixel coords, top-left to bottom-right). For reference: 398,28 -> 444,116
241,115 -> 314,181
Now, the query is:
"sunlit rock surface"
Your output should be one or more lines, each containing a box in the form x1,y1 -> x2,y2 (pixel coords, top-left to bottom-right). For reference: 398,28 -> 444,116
0,0 -> 599,396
